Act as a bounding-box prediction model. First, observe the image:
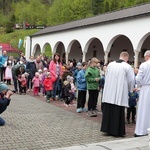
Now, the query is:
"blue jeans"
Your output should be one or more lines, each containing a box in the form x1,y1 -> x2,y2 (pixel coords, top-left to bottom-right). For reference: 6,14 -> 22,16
0,117 -> 5,126
52,77 -> 60,98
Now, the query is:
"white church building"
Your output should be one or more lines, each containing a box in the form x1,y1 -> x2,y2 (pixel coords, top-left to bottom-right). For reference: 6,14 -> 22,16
25,3 -> 150,68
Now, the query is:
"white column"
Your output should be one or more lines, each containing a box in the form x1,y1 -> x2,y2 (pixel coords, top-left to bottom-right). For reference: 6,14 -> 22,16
134,51 -> 139,68
104,51 -> 109,65
82,51 -> 86,62
25,36 -> 31,61
65,52 -> 69,65
0,46 -> 2,56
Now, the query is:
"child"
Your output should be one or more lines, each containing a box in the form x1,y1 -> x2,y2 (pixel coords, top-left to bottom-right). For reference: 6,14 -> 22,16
85,57 -> 101,117
63,80 -> 71,107
66,75 -> 76,105
32,72 -> 40,96
4,56 -> 14,85
70,76 -> 76,105
76,62 -> 88,113
127,89 -> 139,124
43,72 -> 56,103
18,74 -> 27,94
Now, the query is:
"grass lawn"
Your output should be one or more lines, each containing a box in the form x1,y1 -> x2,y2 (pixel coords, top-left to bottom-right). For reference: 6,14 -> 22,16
0,28 -> 39,56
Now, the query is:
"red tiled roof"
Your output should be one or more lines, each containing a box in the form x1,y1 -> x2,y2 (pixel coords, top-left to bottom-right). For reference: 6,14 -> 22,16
0,43 -> 21,53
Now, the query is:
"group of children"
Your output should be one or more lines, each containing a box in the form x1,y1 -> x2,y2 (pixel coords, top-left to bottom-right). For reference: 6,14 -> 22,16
17,68 -> 49,96
17,66 -> 77,107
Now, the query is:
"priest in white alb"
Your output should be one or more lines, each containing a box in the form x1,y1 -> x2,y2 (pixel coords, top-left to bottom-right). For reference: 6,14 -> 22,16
101,51 -> 135,137
134,50 -> 150,137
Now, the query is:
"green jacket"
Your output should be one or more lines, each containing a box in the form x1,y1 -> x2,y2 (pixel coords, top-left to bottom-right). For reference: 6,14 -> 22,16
85,66 -> 101,90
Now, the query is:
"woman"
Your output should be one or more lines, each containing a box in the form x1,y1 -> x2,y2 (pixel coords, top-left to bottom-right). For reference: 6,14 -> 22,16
49,53 -> 62,100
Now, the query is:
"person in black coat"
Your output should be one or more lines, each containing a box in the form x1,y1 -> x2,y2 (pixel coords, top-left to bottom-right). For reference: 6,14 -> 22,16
12,64 -> 25,93
26,56 -> 36,91
0,83 -> 13,126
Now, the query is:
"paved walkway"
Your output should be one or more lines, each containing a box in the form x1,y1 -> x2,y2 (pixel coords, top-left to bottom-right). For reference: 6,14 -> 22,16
0,91 -> 149,150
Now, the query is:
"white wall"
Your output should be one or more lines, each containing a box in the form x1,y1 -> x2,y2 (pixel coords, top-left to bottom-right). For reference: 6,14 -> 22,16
26,15 -> 150,63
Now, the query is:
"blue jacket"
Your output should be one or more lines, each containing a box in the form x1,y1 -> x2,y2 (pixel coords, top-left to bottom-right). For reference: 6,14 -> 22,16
128,91 -> 139,107
0,55 -> 8,67
0,94 -> 10,114
74,68 -> 81,82
77,69 -> 87,91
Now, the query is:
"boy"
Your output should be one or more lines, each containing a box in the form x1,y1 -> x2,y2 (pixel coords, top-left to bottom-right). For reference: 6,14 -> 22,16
76,62 -> 88,113
85,58 -> 101,117
127,89 -> 139,124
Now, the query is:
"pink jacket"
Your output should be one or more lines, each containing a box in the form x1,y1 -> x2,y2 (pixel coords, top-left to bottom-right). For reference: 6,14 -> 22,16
32,76 -> 40,87
49,60 -> 63,77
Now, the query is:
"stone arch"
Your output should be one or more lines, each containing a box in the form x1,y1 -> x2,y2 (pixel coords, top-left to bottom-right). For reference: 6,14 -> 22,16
32,44 -> 41,58
42,43 -> 52,57
107,35 -> 134,62
84,37 -> 104,61
53,41 -> 65,62
137,32 -> 150,62
67,40 -> 82,62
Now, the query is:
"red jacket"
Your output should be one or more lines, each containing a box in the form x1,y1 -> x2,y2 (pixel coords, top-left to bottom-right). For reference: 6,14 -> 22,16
43,76 -> 56,91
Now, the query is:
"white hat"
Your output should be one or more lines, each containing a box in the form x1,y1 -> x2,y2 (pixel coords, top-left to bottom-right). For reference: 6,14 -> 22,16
38,69 -> 42,72
76,62 -> 82,67
44,68 -> 48,71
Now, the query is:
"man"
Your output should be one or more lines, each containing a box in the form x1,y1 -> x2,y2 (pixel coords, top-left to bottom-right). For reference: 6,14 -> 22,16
17,52 -> 26,63
101,52 -> 135,137
12,64 -> 25,93
134,50 -> 150,137
35,56 -> 44,71
0,51 -> 8,82
0,83 -> 13,126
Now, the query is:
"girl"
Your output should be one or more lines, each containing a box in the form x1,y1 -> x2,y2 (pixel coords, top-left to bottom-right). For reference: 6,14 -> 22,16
68,76 -> 76,105
18,74 -> 27,94
43,72 -> 56,103
32,72 -> 40,96
5,56 -> 14,85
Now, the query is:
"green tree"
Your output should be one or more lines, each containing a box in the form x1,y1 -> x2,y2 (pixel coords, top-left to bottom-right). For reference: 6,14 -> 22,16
47,0 -> 93,26
103,0 -> 110,12
92,0 -> 104,15
12,0 -> 48,26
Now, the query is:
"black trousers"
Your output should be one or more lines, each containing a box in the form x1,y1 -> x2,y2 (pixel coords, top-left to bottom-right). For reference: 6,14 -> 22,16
64,96 -> 70,105
12,74 -> 18,92
77,90 -> 86,109
27,75 -> 33,89
101,103 -> 125,137
127,106 -> 136,121
20,86 -> 26,93
0,67 -> 6,81
46,90 -> 53,100
88,90 -> 98,111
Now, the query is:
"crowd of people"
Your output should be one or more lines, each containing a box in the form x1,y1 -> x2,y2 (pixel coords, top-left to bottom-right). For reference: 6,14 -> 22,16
0,50 -> 150,139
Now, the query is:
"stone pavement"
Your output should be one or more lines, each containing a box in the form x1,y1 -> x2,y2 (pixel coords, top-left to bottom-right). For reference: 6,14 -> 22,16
52,136 -> 149,150
0,91 -> 149,150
